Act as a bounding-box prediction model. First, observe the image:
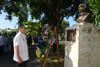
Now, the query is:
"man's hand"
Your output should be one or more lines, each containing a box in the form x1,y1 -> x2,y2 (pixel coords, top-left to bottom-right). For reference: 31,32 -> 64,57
18,56 -> 22,64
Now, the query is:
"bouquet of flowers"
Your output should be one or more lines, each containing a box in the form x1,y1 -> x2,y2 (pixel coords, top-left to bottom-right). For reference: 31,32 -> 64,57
35,24 -> 54,62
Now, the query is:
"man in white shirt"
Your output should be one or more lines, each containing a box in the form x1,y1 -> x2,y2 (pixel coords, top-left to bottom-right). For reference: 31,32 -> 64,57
13,24 -> 29,67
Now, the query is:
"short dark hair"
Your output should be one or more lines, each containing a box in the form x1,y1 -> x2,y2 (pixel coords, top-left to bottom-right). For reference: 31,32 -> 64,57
18,24 -> 24,29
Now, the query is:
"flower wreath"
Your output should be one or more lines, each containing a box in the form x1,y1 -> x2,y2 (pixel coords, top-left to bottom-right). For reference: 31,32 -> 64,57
35,24 -> 54,62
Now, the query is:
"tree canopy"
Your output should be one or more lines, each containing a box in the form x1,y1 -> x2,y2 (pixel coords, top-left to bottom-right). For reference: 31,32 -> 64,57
0,0 -> 81,25
22,20 -> 69,36
88,0 -> 100,26
23,21 -> 40,35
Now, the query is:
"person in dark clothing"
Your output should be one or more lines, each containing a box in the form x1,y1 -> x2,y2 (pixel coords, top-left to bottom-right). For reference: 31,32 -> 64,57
53,37 -> 57,55
27,35 -> 32,46
0,33 -> 4,56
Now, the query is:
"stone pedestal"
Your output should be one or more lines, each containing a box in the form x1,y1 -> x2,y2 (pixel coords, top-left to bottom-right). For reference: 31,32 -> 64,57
64,23 -> 100,67
64,24 -> 79,67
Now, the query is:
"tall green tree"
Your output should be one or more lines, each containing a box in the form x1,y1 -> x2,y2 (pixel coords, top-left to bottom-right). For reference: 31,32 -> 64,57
58,20 -> 69,40
0,0 -> 28,22
23,21 -> 40,35
58,20 -> 69,35
0,0 -> 81,25
88,0 -> 100,26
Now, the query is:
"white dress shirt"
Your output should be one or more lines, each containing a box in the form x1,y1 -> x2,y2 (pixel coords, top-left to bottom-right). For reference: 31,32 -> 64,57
13,32 -> 29,62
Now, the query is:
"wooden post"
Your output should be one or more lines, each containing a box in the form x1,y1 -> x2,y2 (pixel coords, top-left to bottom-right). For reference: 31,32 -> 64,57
55,27 -> 60,67
40,26 -> 60,67
40,62 -> 42,67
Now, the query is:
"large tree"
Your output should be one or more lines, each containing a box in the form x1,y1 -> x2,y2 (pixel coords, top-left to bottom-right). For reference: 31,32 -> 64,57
88,0 -> 100,26
23,21 -> 40,35
0,0 -> 81,25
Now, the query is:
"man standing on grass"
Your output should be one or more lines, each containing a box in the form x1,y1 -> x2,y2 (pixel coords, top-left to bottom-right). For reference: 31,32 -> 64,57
13,24 -> 29,67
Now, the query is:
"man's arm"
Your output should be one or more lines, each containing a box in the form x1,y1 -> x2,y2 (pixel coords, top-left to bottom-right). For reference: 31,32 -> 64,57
14,46 -> 22,64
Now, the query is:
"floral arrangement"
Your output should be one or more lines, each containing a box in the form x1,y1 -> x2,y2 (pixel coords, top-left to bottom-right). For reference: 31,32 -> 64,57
35,24 -> 54,62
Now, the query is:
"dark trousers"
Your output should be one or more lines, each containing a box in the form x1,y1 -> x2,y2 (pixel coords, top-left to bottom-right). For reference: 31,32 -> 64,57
53,43 -> 57,54
0,46 -> 4,56
14,61 -> 28,67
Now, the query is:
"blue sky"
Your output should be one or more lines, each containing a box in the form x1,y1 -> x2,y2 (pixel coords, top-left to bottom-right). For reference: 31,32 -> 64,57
0,12 -> 18,29
0,11 -> 77,29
